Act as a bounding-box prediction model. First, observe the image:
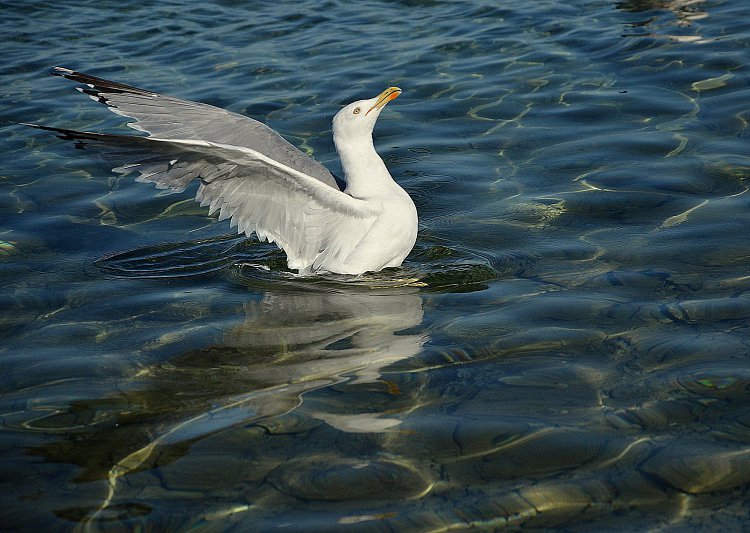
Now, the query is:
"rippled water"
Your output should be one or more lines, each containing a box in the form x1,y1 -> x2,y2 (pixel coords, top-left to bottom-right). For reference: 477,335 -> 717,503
3,0 -> 750,530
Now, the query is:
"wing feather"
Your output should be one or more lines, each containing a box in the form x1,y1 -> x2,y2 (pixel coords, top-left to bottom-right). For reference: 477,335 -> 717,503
50,66 -> 341,190
27,124 -> 378,272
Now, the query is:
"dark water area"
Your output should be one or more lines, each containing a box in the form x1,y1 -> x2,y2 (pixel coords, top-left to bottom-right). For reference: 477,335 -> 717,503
2,0 -> 750,530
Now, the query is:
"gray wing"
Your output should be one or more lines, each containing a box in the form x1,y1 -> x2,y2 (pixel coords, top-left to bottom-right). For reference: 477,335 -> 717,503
27,124 -> 378,272
51,66 -> 341,190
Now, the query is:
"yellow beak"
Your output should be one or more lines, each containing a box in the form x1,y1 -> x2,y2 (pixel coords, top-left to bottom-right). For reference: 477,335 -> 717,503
366,86 -> 401,116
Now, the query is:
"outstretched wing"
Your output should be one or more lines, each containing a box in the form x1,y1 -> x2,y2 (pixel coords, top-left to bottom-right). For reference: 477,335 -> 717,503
50,66 -> 342,190
28,124 -> 378,272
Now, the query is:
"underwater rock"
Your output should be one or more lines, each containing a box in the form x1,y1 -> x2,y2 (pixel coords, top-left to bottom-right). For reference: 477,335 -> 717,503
641,444 -> 750,494
269,455 -> 432,502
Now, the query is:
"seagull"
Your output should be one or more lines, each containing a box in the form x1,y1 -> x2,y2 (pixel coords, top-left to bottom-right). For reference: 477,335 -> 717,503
26,67 -> 418,275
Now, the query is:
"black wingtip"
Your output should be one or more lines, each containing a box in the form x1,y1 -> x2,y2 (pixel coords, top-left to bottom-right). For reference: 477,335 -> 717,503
22,121 -> 69,137
21,121 -> 101,146
49,65 -> 157,97
17,121 -> 52,132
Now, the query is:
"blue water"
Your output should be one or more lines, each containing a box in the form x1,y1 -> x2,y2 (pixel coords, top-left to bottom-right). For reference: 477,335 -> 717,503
3,0 -> 750,530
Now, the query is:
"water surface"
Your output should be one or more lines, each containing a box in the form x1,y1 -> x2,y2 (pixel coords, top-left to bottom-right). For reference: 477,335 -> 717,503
3,0 -> 750,530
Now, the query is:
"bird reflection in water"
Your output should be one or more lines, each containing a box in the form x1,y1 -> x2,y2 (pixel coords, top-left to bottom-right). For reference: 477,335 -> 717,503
193,285 -> 427,432
29,283 -> 427,524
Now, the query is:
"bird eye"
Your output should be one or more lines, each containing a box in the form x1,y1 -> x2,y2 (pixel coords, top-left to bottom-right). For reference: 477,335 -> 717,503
353,107 -> 361,115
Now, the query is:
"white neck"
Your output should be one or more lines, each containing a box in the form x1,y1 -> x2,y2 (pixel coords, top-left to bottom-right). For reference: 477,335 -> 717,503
334,132 -> 396,198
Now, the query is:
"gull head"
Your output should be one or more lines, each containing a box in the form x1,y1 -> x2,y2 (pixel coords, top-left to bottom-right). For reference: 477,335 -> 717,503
333,86 -> 401,143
